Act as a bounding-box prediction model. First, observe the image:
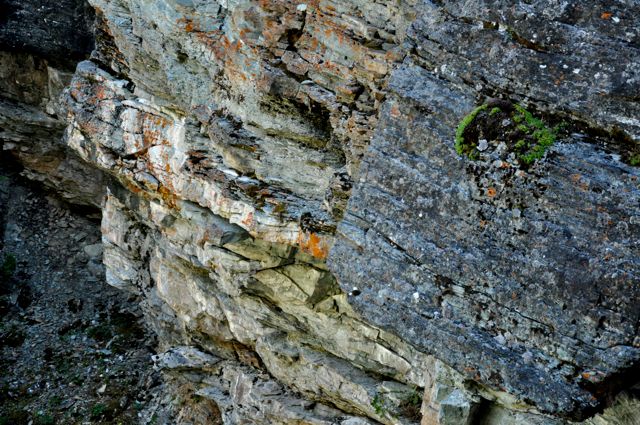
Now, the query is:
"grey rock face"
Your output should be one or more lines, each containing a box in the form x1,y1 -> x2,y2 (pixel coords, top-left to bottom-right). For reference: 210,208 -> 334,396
0,0 -> 95,70
2,0 -> 639,423
0,51 -> 107,207
99,180 -> 433,424
0,0 -> 105,206
330,1 -> 640,420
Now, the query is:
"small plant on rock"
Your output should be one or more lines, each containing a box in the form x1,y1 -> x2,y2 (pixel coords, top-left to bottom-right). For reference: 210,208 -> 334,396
371,393 -> 388,416
455,100 -> 559,167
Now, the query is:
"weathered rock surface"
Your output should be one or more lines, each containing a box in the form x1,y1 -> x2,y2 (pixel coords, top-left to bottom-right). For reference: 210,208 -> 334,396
330,1 -> 640,421
1,0 -> 639,424
0,0 -> 95,70
0,0 -> 105,206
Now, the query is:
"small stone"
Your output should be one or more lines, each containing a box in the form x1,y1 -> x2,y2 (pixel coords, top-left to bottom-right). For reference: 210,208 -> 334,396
477,139 -> 489,151
83,243 -> 104,259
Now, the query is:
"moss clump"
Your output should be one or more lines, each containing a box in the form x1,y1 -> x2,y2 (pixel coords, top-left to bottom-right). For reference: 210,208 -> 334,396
596,393 -> 640,425
455,104 -> 488,157
370,388 -> 422,421
512,104 -> 558,165
90,403 -> 107,420
630,153 -> 640,166
454,101 -> 558,166
86,324 -> 113,342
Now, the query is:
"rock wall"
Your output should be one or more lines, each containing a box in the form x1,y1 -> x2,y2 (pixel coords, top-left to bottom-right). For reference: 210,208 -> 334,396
331,2 -> 640,421
0,0 -> 105,206
1,0 -> 638,424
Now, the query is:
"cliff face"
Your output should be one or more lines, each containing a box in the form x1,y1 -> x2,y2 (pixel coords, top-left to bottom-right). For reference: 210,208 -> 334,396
0,0 -> 105,206
331,2 -> 640,420
1,1 -> 639,424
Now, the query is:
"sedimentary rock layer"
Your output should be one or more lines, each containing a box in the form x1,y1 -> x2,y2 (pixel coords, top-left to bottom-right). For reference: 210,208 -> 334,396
331,2 -> 640,420
1,0 -> 638,424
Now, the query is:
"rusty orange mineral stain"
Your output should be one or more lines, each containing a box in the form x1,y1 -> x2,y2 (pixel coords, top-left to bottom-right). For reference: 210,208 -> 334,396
298,232 -> 328,259
570,173 -> 590,191
177,17 -> 197,33
242,212 -> 254,227
601,12 -> 612,19
390,103 -> 401,118
94,85 -> 108,100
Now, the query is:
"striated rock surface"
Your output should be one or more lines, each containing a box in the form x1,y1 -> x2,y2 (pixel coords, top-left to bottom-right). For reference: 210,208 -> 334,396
331,1 -> 640,421
1,0 -> 639,424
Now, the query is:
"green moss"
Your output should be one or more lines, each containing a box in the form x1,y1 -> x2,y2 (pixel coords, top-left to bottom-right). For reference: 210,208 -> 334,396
90,403 -> 107,419
0,410 -> 29,425
48,396 -> 63,408
455,104 -> 488,155
513,105 -> 557,165
455,102 -> 557,166
630,153 -> 640,166
86,324 -> 113,342
597,394 -> 640,425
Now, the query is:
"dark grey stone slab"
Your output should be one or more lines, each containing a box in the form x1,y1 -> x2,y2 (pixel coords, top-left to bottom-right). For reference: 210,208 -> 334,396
329,2 -> 640,419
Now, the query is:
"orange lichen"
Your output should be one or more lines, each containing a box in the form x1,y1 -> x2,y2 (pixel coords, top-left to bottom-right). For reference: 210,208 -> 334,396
158,185 -> 178,209
177,17 -> 198,33
241,212 -> 254,227
486,187 -> 497,198
390,103 -> 401,118
141,114 -> 171,148
94,85 -> 109,100
298,232 -> 329,259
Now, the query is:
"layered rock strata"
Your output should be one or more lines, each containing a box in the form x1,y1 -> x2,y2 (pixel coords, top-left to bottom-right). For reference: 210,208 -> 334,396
1,0 -> 638,424
331,2 -> 640,421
